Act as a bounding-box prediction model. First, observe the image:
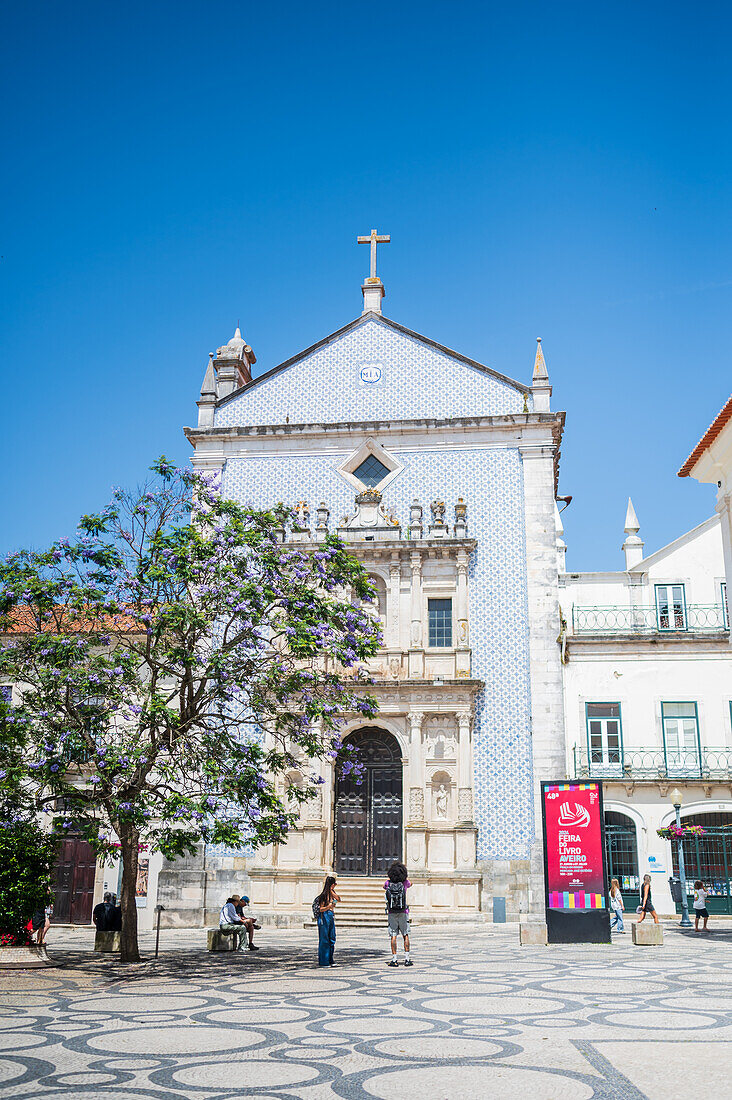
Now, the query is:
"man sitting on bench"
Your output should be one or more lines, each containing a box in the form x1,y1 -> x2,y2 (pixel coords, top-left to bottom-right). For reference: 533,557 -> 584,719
219,895 -> 258,951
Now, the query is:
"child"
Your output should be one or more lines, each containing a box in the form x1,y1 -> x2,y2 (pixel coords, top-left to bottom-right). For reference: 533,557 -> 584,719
693,880 -> 709,932
384,861 -> 412,967
609,878 -> 625,933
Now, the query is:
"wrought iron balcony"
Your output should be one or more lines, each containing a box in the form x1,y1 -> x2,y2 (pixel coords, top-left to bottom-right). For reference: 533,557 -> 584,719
573,745 -> 732,781
571,603 -> 728,635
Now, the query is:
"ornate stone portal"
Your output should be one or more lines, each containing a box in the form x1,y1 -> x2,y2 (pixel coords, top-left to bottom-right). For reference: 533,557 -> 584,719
239,493 -> 482,923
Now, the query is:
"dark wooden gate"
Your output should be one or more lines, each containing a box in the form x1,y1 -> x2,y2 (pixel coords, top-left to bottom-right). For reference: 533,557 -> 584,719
335,728 -> 402,876
52,836 -> 97,923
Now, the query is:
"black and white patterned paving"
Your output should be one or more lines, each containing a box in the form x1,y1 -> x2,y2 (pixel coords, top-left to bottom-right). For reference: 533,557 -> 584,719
1,924 -> 731,1099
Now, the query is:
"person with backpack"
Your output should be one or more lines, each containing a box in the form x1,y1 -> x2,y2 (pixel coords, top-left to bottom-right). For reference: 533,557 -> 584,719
384,861 -> 412,967
313,876 -> 340,966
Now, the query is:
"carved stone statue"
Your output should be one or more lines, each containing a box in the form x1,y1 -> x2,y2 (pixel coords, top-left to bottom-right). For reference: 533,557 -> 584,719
435,784 -> 449,819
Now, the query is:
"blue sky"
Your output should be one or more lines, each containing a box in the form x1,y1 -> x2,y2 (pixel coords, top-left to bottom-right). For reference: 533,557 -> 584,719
1,1 -> 730,569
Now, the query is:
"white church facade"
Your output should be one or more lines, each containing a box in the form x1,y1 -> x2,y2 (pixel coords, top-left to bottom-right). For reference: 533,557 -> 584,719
158,243 -> 567,926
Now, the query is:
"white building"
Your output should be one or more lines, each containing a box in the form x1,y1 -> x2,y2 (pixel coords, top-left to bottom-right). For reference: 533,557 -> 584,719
559,501 -> 732,915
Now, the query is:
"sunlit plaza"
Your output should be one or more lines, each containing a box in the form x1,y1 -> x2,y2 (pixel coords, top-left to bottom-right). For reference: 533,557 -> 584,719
2,923 -> 731,1100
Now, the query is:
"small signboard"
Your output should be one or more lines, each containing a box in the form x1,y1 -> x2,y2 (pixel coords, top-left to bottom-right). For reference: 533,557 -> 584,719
541,780 -> 611,943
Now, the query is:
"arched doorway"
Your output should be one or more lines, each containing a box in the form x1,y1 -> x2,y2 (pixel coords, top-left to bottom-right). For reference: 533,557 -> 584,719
334,727 -> 403,876
671,811 -> 732,914
604,811 -> 639,892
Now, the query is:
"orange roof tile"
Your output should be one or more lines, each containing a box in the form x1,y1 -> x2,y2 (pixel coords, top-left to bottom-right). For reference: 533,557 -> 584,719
678,395 -> 732,477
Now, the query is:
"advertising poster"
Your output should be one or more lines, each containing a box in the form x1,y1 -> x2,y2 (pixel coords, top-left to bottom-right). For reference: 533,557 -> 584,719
541,780 -> 610,943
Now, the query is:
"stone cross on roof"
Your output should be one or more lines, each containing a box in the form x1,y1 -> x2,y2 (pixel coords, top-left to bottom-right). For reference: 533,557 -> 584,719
357,228 -> 390,281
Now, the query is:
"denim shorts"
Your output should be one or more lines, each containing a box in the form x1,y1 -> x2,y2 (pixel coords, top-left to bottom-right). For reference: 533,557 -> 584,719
387,912 -> 410,936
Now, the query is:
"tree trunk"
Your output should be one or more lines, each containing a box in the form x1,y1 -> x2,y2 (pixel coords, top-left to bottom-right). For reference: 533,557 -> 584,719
118,827 -> 141,963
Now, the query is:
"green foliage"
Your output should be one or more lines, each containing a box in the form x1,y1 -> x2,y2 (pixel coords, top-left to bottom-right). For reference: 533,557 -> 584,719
0,818 -> 58,945
0,458 -> 380,864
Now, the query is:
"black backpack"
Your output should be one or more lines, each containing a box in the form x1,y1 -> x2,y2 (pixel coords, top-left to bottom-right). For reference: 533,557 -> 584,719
385,881 -> 406,912
312,896 -> 322,921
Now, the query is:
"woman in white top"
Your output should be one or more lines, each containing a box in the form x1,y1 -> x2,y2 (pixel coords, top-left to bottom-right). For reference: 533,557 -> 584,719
609,878 -> 625,933
693,880 -> 709,932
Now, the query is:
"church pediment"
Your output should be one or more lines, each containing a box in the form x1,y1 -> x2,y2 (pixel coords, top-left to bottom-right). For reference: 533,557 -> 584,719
214,314 -> 530,429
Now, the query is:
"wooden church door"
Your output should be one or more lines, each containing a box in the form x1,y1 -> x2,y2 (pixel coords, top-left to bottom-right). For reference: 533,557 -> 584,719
334,728 -> 402,876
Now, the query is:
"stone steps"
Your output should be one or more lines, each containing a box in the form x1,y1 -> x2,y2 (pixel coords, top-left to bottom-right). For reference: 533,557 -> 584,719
305,877 -> 389,928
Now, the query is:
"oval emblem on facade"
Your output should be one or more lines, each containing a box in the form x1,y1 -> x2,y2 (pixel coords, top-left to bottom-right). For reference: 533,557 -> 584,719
359,363 -> 382,384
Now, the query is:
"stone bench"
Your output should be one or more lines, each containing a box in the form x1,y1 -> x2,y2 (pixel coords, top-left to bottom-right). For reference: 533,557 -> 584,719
207,928 -> 241,952
632,921 -> 664,945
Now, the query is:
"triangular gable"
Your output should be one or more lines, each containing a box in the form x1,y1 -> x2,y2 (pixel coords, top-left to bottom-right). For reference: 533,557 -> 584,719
633,515 -> 720,572
214,312 -> 529,429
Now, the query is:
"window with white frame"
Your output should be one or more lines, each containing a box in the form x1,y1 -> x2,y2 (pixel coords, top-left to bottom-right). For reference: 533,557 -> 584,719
662,701 -> 700,774
586,703 -> 623,770
655,584 -> 687,631
428,598 -> 453,647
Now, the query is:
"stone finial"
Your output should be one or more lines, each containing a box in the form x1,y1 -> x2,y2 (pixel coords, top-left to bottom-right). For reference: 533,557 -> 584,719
430,501 -> 446,525
292,501 -> 310,531
533,336 -> 549,381
454,498 -> 468,537
622,496 -> 644,570
197,354 -> 217,428
531,337 -> 552,412
409,501 -> 423,539
624,497 -> 640,535
215,324 -> 256,397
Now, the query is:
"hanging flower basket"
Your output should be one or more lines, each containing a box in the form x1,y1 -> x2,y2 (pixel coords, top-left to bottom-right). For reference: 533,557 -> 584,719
657,824 -> 706,840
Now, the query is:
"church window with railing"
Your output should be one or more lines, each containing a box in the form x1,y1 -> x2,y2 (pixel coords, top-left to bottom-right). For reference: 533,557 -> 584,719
585,702 -> 623,769
655,583 -> 687,631
662,701 -> 701,774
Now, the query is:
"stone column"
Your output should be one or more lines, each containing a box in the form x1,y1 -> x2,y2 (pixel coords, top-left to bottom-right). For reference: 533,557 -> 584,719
407,711 -> 425,790
406,711 -> 427,875
408,552 -> 424,677
456,550 -> 470,676
388,555 -> 401,648
520,441 -> 567,916
456,709 -> 473,823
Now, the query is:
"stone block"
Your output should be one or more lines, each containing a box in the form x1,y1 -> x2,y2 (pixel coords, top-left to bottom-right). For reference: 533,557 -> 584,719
632,921 -> 663,945
519,923 -> 548,946
207,928 -> 235,952
0,944 -> 53,968
94,931 -> 120,953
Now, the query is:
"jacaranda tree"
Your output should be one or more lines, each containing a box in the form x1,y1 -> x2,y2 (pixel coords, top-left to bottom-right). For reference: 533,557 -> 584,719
0,460 -> 380,962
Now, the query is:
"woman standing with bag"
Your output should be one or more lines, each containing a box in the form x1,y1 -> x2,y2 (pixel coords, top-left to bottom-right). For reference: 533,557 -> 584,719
609,878 -> 625,933
314,876 -> 340,967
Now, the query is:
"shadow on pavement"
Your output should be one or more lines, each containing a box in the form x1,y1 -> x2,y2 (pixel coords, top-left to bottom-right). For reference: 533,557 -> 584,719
40,939 -> 386,982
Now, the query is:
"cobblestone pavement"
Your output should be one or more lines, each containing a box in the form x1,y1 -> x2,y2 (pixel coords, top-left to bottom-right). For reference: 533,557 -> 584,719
1,922 -> 731,1100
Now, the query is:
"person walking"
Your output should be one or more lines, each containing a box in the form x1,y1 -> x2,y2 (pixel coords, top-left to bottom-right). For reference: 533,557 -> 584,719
384,861 -> 413,966
609,878 -> 625,933
693,880 -> 710,932
637,874 -> 660,925
315,876 -> 340,967
31,903 -> 51,946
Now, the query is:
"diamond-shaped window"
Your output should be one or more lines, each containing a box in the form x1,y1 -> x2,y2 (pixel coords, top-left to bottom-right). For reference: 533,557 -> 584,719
353,455 -> 391,488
